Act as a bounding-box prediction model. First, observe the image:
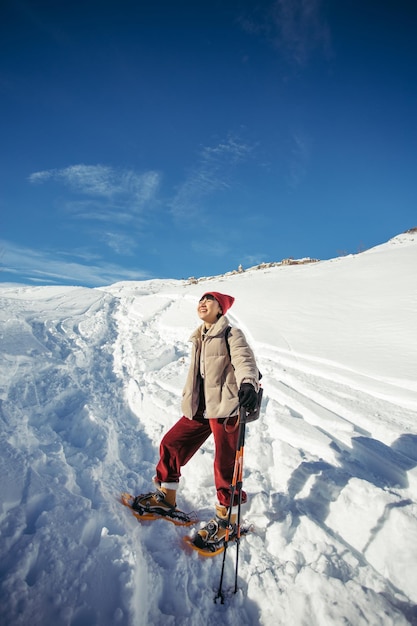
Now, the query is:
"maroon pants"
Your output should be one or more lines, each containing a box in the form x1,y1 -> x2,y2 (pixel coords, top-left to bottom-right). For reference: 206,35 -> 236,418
155,415 -> 247,507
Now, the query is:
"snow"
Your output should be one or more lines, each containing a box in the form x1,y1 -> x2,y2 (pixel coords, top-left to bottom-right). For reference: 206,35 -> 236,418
1,231 -> 417,626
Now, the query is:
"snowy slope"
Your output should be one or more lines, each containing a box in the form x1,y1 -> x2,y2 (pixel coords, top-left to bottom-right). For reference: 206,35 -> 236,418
1,232 -> 417,626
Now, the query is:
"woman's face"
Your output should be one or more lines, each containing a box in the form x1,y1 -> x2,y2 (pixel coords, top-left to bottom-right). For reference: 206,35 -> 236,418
197,294 -> 222,325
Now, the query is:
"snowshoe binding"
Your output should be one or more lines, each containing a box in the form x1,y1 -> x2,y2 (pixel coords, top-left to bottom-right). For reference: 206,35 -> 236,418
184,504 -> 253,556
121,490 -> 197,527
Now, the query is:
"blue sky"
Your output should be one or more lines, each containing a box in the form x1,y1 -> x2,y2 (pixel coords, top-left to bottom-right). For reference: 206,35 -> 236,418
1,0 -> 416,287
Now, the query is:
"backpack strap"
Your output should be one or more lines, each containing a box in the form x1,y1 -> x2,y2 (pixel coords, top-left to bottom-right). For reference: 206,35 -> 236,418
224,325 -> 232,361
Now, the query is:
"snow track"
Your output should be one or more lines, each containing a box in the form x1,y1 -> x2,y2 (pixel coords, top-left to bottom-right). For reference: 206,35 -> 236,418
1,235 -> 417,625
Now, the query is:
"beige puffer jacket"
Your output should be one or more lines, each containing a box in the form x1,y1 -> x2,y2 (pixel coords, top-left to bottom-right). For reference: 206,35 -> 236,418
181,315 -> 259,419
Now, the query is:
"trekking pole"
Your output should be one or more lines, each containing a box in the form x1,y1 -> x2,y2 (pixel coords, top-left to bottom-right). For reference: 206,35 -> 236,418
215,405 -> 247,604
233,405 -> 247,594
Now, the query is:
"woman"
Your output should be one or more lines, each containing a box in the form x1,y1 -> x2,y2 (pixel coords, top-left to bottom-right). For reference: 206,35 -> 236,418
132,291 -> 260,550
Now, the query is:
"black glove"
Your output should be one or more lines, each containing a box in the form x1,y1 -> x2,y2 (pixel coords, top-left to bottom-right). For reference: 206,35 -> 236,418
238,383 -> 258,411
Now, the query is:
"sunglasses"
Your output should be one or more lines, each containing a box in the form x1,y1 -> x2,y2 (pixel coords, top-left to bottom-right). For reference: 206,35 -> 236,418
199,294 -> 217,303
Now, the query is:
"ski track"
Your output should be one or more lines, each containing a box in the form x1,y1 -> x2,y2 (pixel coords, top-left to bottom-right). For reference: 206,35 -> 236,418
0,284 -> 416,625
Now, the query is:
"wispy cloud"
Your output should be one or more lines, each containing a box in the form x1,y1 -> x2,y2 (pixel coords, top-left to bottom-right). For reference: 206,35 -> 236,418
170,136 -> 252,219
239,0 -> 331,67
0,239 -> 151,287
100,232 -> 137,256
28,164 -> 160,257
29,164 -> 160,215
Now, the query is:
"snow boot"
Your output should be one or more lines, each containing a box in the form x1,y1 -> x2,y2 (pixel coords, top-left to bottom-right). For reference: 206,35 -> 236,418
193,504 -> 237,551
132,487 -> 177,516
122,486 -> 196,526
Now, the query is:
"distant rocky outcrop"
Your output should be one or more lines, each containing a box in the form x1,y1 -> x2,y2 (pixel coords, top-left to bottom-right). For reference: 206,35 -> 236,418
187,257 -> 320,284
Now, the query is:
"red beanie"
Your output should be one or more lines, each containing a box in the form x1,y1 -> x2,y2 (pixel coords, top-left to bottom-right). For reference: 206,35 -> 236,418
202,291 -> 235,315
